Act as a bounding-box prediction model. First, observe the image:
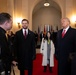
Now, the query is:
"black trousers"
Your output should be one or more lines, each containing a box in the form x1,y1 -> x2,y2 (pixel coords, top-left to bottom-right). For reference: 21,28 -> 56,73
20,69 -> 33,75
43,59 -> 52,72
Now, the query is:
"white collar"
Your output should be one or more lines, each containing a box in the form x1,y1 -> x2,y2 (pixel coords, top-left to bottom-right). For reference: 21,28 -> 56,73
22,28 -> 28,35
63,26 -> 70,33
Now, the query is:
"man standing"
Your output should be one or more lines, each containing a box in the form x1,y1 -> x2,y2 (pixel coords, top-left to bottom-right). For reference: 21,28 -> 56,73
14,19 -> 36,75
0,12 -> 13,75
40,31 -> 44,42
34,31 -> 38,47
55,17 -> 76,75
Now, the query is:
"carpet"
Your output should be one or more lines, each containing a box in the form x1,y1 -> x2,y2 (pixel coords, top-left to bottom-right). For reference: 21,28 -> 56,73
33,54 -> 58,75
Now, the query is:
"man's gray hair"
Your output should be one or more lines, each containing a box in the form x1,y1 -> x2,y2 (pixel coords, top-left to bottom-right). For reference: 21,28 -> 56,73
61,17 -> 70,24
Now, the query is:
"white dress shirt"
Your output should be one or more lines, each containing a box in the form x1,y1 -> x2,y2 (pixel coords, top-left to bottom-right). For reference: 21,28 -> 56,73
63,26 -> 70,33
22,28 -> 28,36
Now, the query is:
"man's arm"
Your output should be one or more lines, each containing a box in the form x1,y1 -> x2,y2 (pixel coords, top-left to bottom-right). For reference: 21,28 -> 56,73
32,33 -> 36,60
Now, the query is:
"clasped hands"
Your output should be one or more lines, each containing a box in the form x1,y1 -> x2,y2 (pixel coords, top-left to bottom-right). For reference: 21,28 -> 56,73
12,61 -> 18,66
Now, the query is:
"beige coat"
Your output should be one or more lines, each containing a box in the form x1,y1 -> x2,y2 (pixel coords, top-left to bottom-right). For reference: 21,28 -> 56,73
40,38 -> 55,67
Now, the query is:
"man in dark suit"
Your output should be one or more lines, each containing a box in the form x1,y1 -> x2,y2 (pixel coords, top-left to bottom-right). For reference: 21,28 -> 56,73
0,13 -> 13,75
34,31 -> 38,47
40,31 -> 44,42
13,19 -> 36,75
55,17 -> 76,75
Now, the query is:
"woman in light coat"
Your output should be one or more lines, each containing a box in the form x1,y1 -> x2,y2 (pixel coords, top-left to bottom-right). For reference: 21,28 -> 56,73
40,31 -> 55,73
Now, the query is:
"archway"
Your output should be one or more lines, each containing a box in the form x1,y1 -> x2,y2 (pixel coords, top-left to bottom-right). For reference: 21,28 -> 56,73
32,0 -> 62,33
30,0 -> 62,48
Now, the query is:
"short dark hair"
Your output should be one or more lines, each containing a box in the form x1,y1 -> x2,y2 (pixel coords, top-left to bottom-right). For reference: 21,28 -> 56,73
0,12 -> 11,25
22,19 -> 29,24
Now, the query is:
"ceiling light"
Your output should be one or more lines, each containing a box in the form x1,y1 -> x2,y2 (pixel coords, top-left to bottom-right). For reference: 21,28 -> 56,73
44,0 -> 50,6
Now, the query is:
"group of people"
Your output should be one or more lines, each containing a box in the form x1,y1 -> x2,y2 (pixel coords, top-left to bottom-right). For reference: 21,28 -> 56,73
0,12 -> 76,75
34,29 -> 57,48
40,17 -> 76,75
0,13 -> 36,75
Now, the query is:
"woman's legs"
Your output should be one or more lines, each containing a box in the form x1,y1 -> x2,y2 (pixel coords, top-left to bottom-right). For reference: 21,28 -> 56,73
43,66 -> 47,72
48,59 -> 53,73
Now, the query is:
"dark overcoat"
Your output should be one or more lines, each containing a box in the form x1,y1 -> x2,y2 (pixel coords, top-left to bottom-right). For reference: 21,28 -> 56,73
55,27 -> 76,75
14,29 -> 36,70
71,52 -> 76,75
0,27 -> 12,72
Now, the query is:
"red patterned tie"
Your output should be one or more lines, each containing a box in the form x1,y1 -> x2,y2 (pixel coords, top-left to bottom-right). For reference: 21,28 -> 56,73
62,30 -> 66,38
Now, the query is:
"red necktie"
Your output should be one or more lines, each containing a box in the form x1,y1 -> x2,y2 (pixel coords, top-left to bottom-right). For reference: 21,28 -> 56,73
24,30 -> 26,38
62,30 -> 66,38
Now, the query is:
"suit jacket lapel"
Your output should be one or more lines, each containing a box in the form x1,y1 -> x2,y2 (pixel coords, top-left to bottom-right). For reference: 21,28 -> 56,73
26,29 -> 31,38
20,29 -> 25,39
59,29 -> 63,39
22,29 -> 31,40
20,29 -> 31,40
